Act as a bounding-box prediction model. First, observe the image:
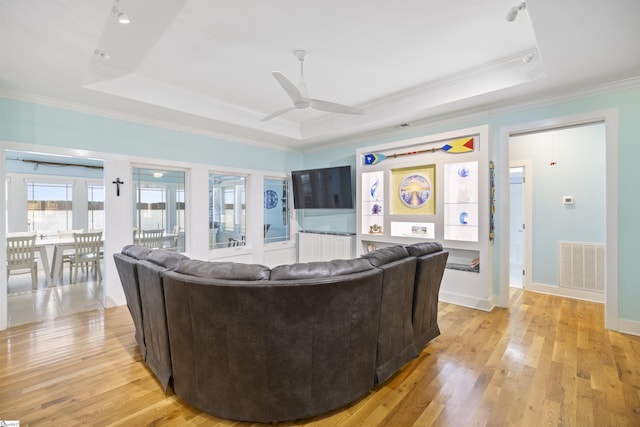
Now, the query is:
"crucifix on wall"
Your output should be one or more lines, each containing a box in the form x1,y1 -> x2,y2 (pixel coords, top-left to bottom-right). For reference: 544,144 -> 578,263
112,178 -> 124,196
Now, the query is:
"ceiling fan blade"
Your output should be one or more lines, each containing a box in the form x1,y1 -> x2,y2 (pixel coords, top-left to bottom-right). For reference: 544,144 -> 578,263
261,107 -> 296,122
310,99 -> 365,115
272,72 -> 303,103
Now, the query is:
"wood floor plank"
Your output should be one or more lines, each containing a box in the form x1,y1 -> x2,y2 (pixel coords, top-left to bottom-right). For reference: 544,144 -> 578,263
2,289 -> 640,426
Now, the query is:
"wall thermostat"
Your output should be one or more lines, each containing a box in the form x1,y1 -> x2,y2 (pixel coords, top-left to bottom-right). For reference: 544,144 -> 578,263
563,196 -> 574,205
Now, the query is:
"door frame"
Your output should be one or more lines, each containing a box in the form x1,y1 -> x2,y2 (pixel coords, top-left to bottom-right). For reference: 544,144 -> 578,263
498,109 -> 618,331
509,160 -> 532,290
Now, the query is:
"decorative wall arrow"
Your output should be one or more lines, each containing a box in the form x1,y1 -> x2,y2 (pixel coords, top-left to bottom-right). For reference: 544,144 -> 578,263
363,137 -> 474,165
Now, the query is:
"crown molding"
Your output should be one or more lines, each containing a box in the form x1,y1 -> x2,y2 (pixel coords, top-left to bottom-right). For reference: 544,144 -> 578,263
2,75 -> 638,155
0,88 -> 301,153
301,76 -> 640,153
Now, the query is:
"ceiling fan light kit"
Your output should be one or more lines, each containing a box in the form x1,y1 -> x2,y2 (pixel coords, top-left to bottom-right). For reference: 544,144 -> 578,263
262,50 -> 365,121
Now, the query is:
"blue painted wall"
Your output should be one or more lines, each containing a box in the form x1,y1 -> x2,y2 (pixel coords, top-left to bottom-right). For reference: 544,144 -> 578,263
0,98 -> 302,173
510,124 -> 606,285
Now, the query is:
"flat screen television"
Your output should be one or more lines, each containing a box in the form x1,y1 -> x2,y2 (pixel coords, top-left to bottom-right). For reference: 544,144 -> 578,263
291,165 -> 354,209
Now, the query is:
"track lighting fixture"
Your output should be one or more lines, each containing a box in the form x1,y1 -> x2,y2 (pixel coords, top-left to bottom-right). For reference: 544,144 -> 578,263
111,1 -> 130,24
117,11 -> 130,24
506,1 -> 527,22
93,49 -> 111,61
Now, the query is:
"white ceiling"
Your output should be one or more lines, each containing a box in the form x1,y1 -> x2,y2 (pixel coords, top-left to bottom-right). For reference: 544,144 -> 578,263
1,0 -> 639,151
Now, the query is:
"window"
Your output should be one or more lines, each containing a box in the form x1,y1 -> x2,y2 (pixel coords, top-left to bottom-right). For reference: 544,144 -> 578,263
209,174 -> 245,249
136,186 -> 166,231
133,167 -> 186,252
87,184 -> 104,231
27,182 -> 73,237
264,178 -> 290,243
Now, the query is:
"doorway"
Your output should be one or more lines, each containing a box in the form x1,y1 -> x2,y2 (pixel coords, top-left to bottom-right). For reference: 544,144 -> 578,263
509,166 -> 524,288
506,121 -> 607,302
5,150 -> 105,327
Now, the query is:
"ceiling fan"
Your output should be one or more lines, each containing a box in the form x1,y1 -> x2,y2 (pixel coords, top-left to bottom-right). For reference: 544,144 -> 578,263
261,50 -> 365,121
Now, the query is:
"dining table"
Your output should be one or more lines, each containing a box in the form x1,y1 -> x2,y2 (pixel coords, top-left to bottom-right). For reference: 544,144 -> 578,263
33,236 -> 103,287
15,232 -> 174,287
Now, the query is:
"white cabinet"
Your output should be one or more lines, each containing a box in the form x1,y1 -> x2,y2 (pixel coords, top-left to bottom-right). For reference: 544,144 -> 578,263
298,232 -> 322,262
298,232 -> 356,262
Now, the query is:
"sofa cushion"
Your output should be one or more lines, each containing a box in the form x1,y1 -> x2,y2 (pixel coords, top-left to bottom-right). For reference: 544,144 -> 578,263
176,259 -> 271,281
121,244 -> 152,260
360,245 -> 410,267
146,250 -> 189,270
405,241 -> 443,257
270,258 -> 374,280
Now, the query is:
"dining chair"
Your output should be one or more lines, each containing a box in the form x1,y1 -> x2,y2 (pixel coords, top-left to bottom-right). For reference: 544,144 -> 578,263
141,229 -> 165,249
90,229 -> 105,262
69,231 -> 103,284
7,233 -> 38,290
58,229 -> 84,278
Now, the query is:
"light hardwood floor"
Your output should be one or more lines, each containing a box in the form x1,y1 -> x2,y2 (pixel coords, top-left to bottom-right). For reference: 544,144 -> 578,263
1,289 -> 639,426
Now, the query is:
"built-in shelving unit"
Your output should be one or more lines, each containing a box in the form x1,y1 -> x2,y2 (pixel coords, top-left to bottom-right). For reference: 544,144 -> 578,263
356,125 -> 494,311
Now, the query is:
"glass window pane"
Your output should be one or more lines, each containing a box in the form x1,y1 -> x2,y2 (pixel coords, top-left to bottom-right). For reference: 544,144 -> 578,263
27,182 -> 73,237
209,174 -> 246,249
264,178 -> 290,243
133,168 -> 186,252
88,184 -> 104,231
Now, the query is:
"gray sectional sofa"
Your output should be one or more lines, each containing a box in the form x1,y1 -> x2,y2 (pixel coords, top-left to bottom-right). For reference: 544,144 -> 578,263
114,241 -> 448,423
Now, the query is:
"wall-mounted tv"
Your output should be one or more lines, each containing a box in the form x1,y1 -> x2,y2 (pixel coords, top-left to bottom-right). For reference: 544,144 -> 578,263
291,165 -> 354,209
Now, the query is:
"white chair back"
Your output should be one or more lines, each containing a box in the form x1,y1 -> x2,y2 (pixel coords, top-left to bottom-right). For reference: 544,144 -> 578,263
58,229 -> 84,239
7,234 -> 37,267
141,229 -> 164,249
70,231 -> 103,284
6,233 -> 38,289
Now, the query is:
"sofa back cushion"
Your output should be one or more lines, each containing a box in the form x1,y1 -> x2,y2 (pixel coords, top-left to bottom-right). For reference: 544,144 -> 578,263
113,251 -> 147,359
163,264 -> 383,422
360,245 -> 410,267
405,241 -> 443,257
121,244 -> 152,260
270,258 -> 373,280
145,250 -> 189,270
176,259 -> 271,281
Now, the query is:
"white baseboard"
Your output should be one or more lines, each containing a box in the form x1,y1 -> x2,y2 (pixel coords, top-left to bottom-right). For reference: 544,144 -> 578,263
439,291 -> 494,312
527,282 -> 605,303
527,283 -> 640,336
617,318 -> 640,337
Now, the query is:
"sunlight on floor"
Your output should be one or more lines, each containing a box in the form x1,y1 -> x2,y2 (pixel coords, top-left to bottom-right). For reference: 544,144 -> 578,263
6,261 -> 104,327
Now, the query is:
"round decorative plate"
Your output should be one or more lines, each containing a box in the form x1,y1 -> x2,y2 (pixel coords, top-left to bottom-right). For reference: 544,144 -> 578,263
399,174 -> 431,208
264,189 -> 278,209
